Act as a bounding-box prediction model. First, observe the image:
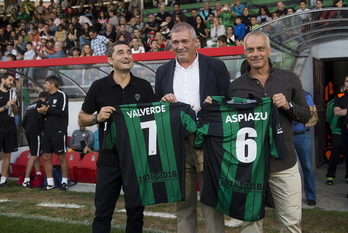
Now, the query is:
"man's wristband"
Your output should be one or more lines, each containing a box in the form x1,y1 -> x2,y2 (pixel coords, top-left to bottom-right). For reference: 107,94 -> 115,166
92,114 -> 98,124
2,106 -> 7,110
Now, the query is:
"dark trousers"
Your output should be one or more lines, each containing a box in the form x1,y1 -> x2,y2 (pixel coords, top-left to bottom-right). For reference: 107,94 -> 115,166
326,133 -> 343,178
92,165 -> 144,233
340,127 -> 348,178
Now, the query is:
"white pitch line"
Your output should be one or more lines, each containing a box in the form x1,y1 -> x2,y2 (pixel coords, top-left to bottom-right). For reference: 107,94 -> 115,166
37,202 -> 85,209
117,209 -> 177,219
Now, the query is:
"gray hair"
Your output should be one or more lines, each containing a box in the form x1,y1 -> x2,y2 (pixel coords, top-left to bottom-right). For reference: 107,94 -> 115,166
171,23 -> 197,40
243,31 -> 270,50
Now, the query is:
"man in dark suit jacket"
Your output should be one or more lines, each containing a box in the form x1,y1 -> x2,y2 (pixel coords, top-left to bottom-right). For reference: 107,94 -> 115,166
155,23 -> 229,233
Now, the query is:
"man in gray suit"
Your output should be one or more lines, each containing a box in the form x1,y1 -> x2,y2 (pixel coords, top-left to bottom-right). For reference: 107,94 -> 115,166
155,23 -> 230,233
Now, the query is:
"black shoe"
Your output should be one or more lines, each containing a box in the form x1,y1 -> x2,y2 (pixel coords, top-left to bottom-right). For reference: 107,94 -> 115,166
308,199 -> 316,206
59,182 -> 68,191
40,185 -> 55,191
22,181 -> 33,189
0,182 -> 10,188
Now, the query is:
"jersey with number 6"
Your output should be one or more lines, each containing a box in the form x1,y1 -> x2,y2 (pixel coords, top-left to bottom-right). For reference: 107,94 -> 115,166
105,102 -> 197,207
195,96 -> 287,222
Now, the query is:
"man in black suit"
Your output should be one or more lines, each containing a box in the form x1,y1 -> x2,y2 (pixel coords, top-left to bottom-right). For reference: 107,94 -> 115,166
155,23 -> 229,233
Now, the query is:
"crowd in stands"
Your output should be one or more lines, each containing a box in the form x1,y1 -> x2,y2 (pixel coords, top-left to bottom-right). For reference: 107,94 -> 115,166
0,0 -> 347,61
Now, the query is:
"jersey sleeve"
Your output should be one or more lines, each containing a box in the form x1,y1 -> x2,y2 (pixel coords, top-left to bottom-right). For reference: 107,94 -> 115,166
269,105 -> 288,160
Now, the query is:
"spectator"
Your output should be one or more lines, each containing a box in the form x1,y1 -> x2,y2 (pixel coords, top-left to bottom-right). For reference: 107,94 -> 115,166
14,35 -> 27,52
4,42 -> 18,57
213,2 -> 223,17
293,90 -> 317,206
193,15 -> 209,47
205,13 -> 215,30
157,0 -> 166,8
54,23 -> 67,47
186,8 -> 199,26
81,44 -> 94,56
78,15 -> 93,27
226,25 -> 236,46
37,75 -> 69,191
128,0 -> 141,12
127,15 -> 144,34
296,0 -> 311,22
69,125 -> 94,154
79,22 -> 91,49
241,7 -> 252,32
108,10 -> 119,28
217,35 -> 228,47
35,37 -> 48,59
71,47 -> 81,57
96,11 -> 109,32
155,31 -> 167,50
234,16 -> 246,41
0,73 -> 19,188
160,22 -> 171,40
206,17 -> 226,48
141,14 -> 159,40
96,1 -> 107,16
171,4 -> 183,23
103,23 -> 116,42
66,23 -> 78,49
257,6 -> 271,24
47,18 -> 57,32
115,0 -> 127,19
116,24 -> 132,44
156,5 -> 171,26
174,13 -> 186,25
200,2 -> 213,23
50,12 -> 60,26
36,0 -> 46,14
132,28 -> 144,45
220,3 -> 236,28
130,37 -> 144,53
21,91 -> 48,188
89,28 -> 110,56
250,15 -> 260,29
148,39 -> 164,52
18,7 -> 31,24
45,41 -> 66,59
24,41 -> 36,60
276,1 -> 288,16
230,0 -> 245,16
39,24 -> 55,40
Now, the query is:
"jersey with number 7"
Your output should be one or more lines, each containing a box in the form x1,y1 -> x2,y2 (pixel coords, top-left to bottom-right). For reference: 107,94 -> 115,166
105,102 -> 197,207
195,96 -> 287,222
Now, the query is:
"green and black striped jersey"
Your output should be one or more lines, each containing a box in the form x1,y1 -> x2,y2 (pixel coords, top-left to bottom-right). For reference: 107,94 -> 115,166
195,96 -> 287,222
105,102 -> 197,207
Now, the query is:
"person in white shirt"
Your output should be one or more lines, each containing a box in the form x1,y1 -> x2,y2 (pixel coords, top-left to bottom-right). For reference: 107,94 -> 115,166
296,0 -> 311,22
130,37 -> 144,53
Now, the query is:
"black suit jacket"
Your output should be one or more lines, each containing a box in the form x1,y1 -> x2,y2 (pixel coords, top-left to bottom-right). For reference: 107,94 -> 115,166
155,53 -> 230,104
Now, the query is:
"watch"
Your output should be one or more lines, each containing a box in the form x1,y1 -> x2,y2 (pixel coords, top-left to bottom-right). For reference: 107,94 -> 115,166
288,101 -> 295,111
92,114 -> 99,124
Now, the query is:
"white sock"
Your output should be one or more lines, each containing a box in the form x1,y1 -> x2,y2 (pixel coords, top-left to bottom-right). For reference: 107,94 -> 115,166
0,177 -> 6,184
47,178 -> 54,186
62,178 -> 68,184
24,178 -> 30,183
36,172 -> 42,175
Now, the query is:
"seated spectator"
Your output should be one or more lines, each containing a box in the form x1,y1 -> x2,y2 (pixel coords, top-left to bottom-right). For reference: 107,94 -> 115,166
160,22 -> 171,40
71,47 -> 81,57
39,23 -> 55,40
213,2 -> 223,17
241,7 -> 252,32
226,26 -> 237,46
47,18 -> 57,32
4,42 -> 18,56
54,23 -> 67,47
187,8 -> 199,26
127,16 -> 144,34
174,13 -> 186,26
103,24 -> 116,42
156,5 -> 171,26
148,39 -> 164,52
34,37 -> 48,59
96,11 -> 109,32
200,2 -> 213,23
234,16 -> 246,41
220,4 -> 236,28
69,125 -> 94,154
193,15 -> 209,48
79,22 -> 91,49
142,14 -> 159,41
116,24 -> 132,44
205,13 -> 215,30
14,35 -> 27,52
230,0 -> 245,16
130,37 -> 145,53
257,6 -> 271,24
296,0 -> 311,22
115,0 -> 127,19
155,31 -> 167,50
128,0 -> 141,12
108,10 -> 119,28
250,15 -> 260,29
157,0 -> 166,8
206,17 -> 226,48
66,23 -> 78,50
132,28 -> 144,46
44,41 -> 65,58
81,44 -> 94,56
217,35 -> 228,47
24,41 -> 36,60
89,28 -> 110,56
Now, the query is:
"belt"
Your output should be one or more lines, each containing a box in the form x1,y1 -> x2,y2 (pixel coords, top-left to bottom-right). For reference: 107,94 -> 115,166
293,129 -> 309,135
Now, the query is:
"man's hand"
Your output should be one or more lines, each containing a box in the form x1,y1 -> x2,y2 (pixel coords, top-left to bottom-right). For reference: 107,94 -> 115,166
272,93 -> 290,110
204,96 -> 213,104
161,93 -> 177,103
37,104 -> 49,114
7,98 -> 17,108
97,106 -> 116,122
